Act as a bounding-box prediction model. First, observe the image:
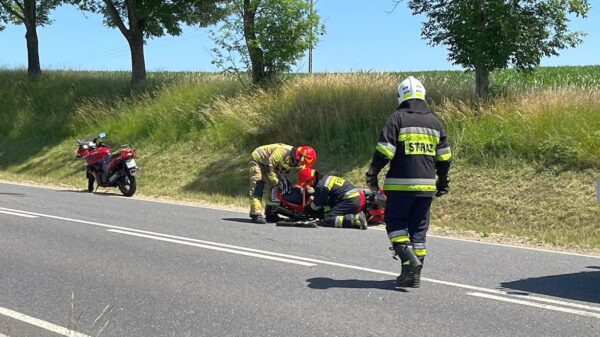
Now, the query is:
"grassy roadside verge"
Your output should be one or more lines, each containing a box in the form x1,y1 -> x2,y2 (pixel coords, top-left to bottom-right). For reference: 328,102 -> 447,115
1,69 -> 598,253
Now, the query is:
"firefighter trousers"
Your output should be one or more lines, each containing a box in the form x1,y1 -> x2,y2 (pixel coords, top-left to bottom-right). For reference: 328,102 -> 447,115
384,192 -> 432,256
321,197 -> 362,228
249,160 -> 277,216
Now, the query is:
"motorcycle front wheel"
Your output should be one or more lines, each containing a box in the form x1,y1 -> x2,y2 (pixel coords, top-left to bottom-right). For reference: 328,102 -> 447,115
118,174 -> 136,197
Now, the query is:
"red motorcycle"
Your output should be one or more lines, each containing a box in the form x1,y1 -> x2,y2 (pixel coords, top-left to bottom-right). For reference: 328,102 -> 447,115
76,132 -> 139,196
270,178 -> 386,227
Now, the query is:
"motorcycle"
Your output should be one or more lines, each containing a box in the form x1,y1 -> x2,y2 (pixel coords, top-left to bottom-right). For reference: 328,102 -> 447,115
76,132 -> 139,197
269,177 -> 386,228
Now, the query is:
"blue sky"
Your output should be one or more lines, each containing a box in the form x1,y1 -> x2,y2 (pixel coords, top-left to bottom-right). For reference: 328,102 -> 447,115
0,0 -> 598,72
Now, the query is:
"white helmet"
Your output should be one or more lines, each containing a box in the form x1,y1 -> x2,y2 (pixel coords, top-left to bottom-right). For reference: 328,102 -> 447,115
397,76 -> 426,104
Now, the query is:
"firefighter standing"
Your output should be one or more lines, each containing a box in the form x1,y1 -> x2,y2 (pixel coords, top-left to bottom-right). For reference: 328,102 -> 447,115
249,143 -> 317,224
298,168 -> 368,230
365,76 -> 452,288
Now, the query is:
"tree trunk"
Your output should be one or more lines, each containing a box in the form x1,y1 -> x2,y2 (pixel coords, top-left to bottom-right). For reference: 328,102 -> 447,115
23,0 -> 41,79
475,65 -> 489,100
24,24 -> 42,79
243,0 -> 265,85
128,31 -> 146,85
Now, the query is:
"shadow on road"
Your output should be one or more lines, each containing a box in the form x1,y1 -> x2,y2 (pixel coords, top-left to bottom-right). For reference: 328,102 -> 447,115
0,192 -> 27,197
56,189 -> 92,194
56,189 -> 123,197
500,266 -> 600,304
222,217 -> 257,224
306,277 -> 407,292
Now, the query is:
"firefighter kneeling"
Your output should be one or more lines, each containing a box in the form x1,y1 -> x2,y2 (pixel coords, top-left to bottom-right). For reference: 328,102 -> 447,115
298,168 -> 368,230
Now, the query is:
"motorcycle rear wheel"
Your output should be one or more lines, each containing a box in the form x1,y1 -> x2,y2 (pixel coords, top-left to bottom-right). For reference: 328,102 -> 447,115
118,175 -> 136,197
86,170 -> 95,193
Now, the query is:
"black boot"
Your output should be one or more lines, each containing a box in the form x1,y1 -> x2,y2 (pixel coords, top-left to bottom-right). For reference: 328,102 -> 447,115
410,256 -> 425,288
250,215 -> 266,224
265,206 -> 283,223
394,244 -> 423,287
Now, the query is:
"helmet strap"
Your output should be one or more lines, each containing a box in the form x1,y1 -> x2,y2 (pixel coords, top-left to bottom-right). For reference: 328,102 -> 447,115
290,146 -> 298,165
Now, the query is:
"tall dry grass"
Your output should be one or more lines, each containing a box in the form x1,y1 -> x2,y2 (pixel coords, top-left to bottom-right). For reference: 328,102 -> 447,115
0,69 -> 598,249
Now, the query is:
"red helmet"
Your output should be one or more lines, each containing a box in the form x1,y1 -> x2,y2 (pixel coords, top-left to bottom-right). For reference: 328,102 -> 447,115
295,145 -> 317,168
298,168 -> 316,187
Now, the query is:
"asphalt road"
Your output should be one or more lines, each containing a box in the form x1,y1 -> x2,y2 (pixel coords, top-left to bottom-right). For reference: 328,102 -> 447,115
0,182 -> 598,337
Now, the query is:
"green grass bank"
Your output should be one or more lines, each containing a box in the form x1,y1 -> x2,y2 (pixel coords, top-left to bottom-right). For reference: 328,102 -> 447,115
1,68 -> 599,251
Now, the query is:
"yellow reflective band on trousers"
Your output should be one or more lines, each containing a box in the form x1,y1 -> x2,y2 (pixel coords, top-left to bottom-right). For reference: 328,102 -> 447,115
390,235 -> 410,244
335,216 -> 344,228
414,249 -> 427,257
384,184 -> 436,192
376,142 -> 395,159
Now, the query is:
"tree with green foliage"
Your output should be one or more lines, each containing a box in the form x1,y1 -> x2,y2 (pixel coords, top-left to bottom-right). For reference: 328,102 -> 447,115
0,0 -> 62,79
211,0 -> 324,86
397,0 -> 590,99
71,0 -> 229,84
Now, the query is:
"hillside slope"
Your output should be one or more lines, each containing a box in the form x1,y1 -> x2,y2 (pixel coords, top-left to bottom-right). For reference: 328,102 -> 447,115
0,69 -> 598,250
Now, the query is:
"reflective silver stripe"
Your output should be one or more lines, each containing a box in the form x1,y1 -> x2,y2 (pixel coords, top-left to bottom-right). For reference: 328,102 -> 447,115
344,188 -> 359,196
377,142 -> 396,154
399,127 -> 440,137
413,242 -> 426,249
384,178 -> 436,185
436,147 -> 451,155
323,176 -> 333,189
388,230 -> 409,239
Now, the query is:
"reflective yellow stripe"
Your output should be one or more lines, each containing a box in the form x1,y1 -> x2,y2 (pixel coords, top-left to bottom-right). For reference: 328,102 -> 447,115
383,184 -> 436,192
436,152 -> 452,161
376,143 -> 395,159
399,133 -> 438,156
402,92 -> 425,100
344,192 -> 360,199
390,236 -> 410,243
327,176 -> 345,190
335,216 -> 344,228
414,249 -> 427,256
399,133 -> 440,143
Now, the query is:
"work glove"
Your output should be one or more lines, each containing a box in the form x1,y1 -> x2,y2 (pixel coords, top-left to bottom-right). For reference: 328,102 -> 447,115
278,178 -> 291,195
306,203 -> 324,219
365,170 -> 380,192
435,175 -> 450,197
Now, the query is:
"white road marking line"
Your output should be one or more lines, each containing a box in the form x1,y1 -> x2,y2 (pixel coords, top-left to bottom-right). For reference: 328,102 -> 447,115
467,292 -> 600,319
369,227 -> 600,259
4,181 -> 599,259
0,307 -> 92,337
421,278 -> 600,313
0,206 -> 318,265
505,292 -> 600,312
0,209 -> 38,218
107,229 -> 316,267
1,205 -> 599,318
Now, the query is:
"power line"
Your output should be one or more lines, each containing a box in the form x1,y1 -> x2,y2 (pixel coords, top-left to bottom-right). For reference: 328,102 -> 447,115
74,30 -> 207,67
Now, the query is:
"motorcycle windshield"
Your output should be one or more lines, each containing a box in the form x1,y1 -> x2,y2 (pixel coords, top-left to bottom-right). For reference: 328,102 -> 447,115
79,132 -> 106,142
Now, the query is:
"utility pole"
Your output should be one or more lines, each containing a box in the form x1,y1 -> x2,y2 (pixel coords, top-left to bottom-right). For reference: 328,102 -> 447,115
308,0 -> 313,73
